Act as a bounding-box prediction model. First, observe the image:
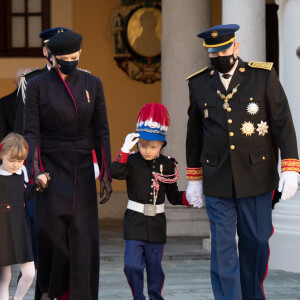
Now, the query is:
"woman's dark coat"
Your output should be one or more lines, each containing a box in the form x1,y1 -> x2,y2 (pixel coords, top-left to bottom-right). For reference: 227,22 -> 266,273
24,68 -> 111,300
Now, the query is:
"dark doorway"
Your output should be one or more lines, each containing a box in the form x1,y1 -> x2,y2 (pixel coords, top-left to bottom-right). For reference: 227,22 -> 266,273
266,3 -> 279,74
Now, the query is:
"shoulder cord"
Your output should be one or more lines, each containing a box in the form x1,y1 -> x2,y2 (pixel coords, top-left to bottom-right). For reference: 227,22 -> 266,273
153,162 -> 179,204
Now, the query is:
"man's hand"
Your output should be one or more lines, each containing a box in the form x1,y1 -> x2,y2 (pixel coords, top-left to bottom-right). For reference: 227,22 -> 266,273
278,171 -> 299,200
186,180 -> 203,208
121,133 -> 139,153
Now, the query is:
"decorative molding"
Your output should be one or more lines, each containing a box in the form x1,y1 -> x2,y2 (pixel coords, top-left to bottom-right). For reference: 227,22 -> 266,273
108,0 -> 161,83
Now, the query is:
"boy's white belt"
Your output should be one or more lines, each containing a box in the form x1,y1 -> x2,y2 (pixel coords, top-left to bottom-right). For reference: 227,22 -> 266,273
127,200 -> 164,216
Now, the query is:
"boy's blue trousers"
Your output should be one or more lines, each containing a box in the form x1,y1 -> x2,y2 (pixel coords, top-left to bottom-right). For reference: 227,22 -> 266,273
124,240 -> 165,300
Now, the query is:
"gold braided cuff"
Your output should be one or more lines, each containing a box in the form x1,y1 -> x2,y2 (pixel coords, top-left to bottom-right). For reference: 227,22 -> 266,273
186,167 -> 203,180
281,159 -> 300,172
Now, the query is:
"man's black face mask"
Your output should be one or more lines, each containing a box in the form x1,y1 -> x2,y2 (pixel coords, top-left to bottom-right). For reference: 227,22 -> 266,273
210,47 -> 237,74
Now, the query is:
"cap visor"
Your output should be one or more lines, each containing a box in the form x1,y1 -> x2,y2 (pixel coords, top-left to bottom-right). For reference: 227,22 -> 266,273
207,42 -> 233,53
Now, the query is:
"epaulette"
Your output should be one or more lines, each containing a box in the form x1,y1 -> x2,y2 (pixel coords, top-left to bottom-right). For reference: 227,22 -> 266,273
186,67 -> 208,80
78,68 -> 91,73
248,61 -> 273,71
21,67 -> 39,77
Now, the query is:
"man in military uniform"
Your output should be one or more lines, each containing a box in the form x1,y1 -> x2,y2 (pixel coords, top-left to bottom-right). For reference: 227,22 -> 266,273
0,68 -> 30,141
185,24 -> 300,300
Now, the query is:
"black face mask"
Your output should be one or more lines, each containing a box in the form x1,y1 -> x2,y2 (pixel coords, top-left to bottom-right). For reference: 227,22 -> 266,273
47,53 -> 53,66
56,57 -> 79,75
210,53 -> 237,74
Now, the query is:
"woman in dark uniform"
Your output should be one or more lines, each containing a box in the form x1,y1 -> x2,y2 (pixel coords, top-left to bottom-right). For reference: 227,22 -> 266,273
23,30 -> 112,300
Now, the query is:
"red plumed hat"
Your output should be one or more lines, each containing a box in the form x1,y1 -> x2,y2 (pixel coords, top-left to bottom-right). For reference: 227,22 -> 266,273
136,102 -> 170,144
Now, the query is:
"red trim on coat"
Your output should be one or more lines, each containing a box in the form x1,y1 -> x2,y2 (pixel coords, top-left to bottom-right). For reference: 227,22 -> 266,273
37,144 -> 44,172
57,69 -> 78,226
114,150 -> 129,164
182,192 -> 192,206
57,284 -> 70,300
92,149 -> 97,163
99,145 -> 112,182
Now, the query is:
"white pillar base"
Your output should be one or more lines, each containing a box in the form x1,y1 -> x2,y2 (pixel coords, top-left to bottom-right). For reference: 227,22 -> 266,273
202,237 -> 211,252
165,207 -> 210,237
269,191 -> 300,272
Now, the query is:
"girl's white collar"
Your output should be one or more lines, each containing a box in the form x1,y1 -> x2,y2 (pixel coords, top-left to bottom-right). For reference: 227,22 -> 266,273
0,165 -> 25,176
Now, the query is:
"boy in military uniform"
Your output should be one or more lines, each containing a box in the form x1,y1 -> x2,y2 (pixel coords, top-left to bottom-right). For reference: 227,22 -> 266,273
111,102 -> 191,300
185,24 -> 300,300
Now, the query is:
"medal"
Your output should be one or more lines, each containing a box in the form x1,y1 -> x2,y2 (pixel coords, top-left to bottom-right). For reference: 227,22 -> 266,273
241,121 -> 255,137
217,84 -> 240,110
223,102 -> 230,110
247,102 -> 259,115
256,121 -> 269,136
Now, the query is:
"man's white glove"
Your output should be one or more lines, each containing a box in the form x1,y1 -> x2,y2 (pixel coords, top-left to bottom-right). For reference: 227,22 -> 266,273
186,180 -> 203,208
121,133 -> 140,153
278,171 -> 299,200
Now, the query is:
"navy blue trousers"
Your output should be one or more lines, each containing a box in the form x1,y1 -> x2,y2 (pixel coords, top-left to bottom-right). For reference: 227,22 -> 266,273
205,191 -> 273,300
124,240 -> 165,300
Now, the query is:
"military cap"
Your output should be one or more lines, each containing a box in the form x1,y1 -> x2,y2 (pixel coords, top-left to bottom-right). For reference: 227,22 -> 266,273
197,24 -> 240,53
39,27 -> 70,43
47,30 -> 82,55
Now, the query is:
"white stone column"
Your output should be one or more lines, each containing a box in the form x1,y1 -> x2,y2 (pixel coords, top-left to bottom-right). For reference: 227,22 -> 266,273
269,0 -> 300,273
222,0 -> 266,61
161,0 -> 211,237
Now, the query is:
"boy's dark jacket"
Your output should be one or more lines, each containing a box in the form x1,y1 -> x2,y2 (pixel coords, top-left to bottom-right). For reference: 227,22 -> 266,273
111,151 -> 188,244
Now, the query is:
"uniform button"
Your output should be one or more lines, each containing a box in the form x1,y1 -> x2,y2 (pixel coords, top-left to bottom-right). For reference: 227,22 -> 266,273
228,119 -> 232,124
204,103 -> 207,107
150,192 -> 153,195
229,132 -> 234,137
150,199 -> 153,202
7,205 -> 10,209
153,166 -> 155,169
262,156 -> 266,160
227,108 -> 232,112
151,179 -> 154,181
206,160 -> 209,163
250,97 -> 253,101
152,172 -> 155,174
151,185 -> 153,188
230,145 -> 235,150
153,160 -> 156,163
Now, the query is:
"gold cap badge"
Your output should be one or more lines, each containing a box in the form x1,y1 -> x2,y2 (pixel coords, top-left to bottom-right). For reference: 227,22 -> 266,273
211,30 -> 218,38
